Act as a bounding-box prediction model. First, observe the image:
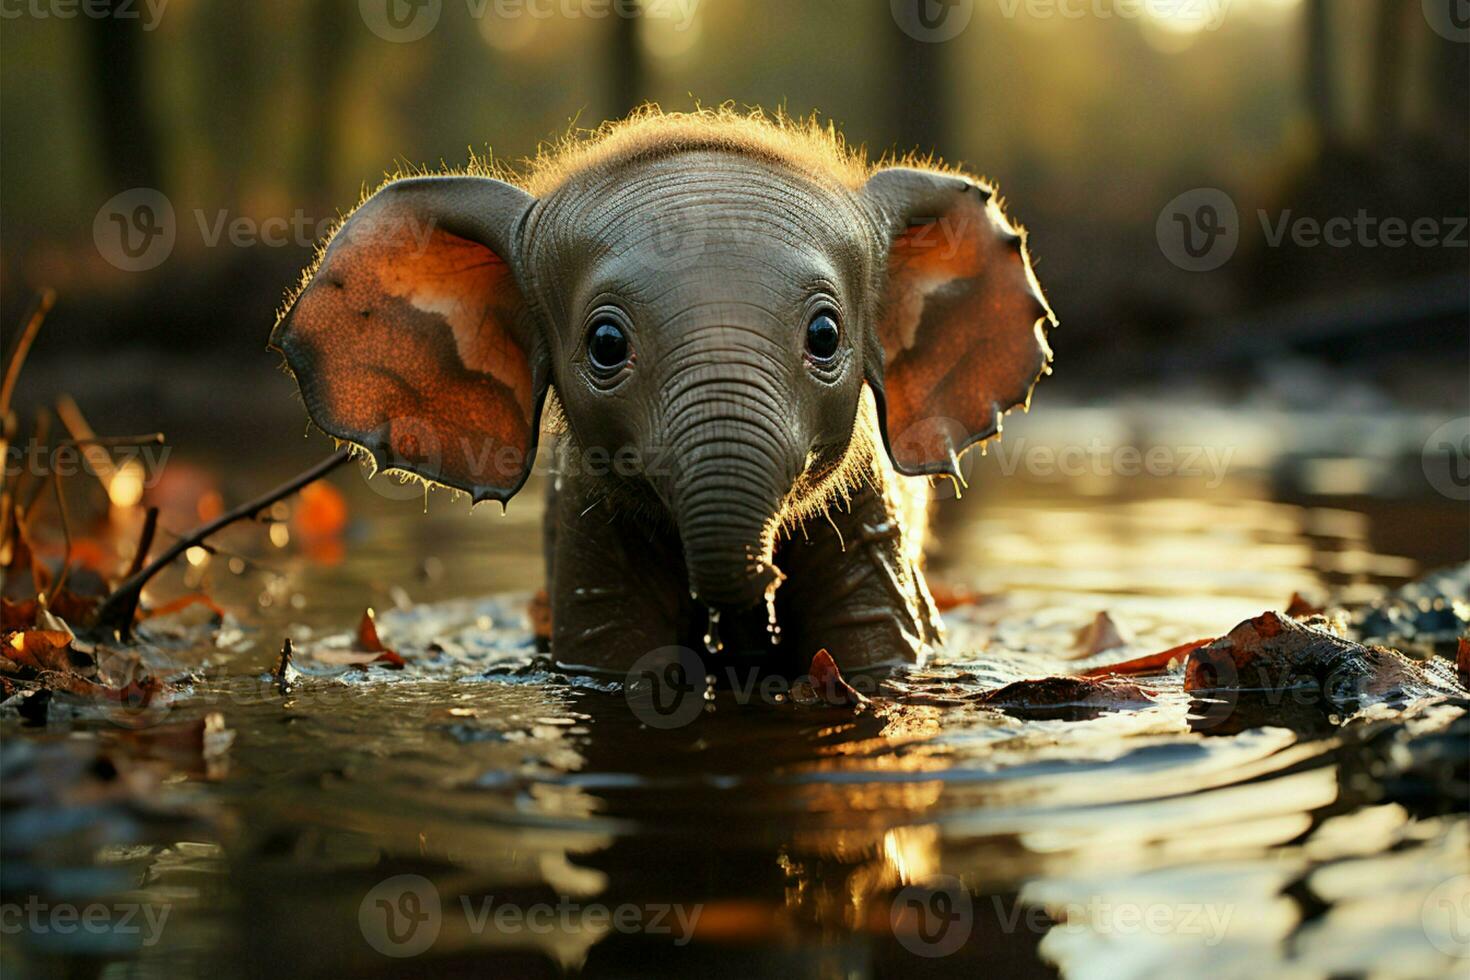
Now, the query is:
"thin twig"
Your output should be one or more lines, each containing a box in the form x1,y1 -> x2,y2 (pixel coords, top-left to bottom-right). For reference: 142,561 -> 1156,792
0,495 -> 11,568
55,395 -> 114,489
5,407 -> 50,519
93,447 -> 355,636
125,507 -> 159,579
0,289 -> 55,420
49,468 -> 73,599
56,433 -> 166,448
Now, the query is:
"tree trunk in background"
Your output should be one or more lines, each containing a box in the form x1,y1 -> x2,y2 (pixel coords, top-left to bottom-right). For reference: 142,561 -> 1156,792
609,4 -> 644,118
302,0 -> 351,206
888,1 -> 949,155
1371,0 -> 1405,141
1431,6 -> 1470,158
83,6 -> 163,192
200,1 -> 255,204
1304,0 -> 1336,148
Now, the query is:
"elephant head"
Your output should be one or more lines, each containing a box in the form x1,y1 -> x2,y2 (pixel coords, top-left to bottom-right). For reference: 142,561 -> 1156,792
270,115 -> 1054,612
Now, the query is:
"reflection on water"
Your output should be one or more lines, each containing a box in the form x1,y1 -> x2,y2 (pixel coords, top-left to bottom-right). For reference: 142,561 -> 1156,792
3,409 -> 1468,978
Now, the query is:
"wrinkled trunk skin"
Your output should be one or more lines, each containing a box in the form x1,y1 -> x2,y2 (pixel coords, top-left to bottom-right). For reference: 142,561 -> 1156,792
656,367 -> 803,611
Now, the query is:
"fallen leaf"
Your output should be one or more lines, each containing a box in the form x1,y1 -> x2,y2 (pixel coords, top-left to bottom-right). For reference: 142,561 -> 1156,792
4,629 -> 90,674
1072,611 -> 1128,658
0,597 -> 37,630
928,582 -> 988,611
292,481 -> 349,538
1081,637 -> 1214,678
44,588 -> 101,626
1285,591 -> 1323,618
141,593 -> 226,621
1,625 -> 167,716
310,609 -> 405,670
807,648 -> 869,706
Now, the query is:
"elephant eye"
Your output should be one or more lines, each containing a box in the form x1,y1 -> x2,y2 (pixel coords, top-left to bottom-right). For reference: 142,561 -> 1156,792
587,319 -> 630,372
805,310 -> 840,362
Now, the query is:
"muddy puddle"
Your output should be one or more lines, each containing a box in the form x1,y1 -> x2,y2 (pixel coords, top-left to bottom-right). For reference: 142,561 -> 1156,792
3,409 -> 1468,979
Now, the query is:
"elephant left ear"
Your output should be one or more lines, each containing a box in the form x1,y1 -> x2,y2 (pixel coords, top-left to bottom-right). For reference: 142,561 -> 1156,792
860,167 -> 1056,478
270,175 -> 547,504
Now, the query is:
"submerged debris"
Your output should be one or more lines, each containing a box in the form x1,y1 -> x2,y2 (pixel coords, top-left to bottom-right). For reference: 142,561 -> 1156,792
973,674 -> 1155,720
1187,614 -> 1464,714
1349,564 -> 1470,654
273,637 -> 301,694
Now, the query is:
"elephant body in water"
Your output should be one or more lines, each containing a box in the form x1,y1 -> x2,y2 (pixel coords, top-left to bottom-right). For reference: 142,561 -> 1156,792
271,109 -> 1055,676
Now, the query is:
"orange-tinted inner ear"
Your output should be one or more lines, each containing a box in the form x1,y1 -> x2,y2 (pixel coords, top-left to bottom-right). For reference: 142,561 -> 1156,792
277,201 -> 538,501
874,185 -> 1053,476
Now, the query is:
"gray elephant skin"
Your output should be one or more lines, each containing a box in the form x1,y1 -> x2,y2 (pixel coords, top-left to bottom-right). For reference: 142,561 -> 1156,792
270,109 -> 1056,676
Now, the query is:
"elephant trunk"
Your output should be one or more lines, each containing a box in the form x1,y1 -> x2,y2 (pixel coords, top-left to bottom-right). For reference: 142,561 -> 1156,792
659,373 -> 801,611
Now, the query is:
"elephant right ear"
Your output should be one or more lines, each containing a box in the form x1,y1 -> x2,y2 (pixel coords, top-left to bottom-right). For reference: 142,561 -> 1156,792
271,176 -> 546,504
860,167 -> 1055,479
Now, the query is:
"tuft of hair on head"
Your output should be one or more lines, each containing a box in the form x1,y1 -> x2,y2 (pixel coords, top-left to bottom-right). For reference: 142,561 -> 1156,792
511,102 -> 876,197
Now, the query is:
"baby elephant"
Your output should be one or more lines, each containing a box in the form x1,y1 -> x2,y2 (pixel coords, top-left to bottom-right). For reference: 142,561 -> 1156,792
271,110 -> 1054,675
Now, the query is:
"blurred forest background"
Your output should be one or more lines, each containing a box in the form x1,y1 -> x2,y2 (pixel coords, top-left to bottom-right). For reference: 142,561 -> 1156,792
2,0 -> 1466,454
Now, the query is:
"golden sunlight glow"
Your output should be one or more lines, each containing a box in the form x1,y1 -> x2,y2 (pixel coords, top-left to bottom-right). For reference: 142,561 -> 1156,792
185,545 -> 209,566
1142,0 -> 1226,35
639,4 -> 702,59
1144,0 -> 1303,34
881,825 -> 942,886
478,11 -> 539,52
107,460 -> 145,508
